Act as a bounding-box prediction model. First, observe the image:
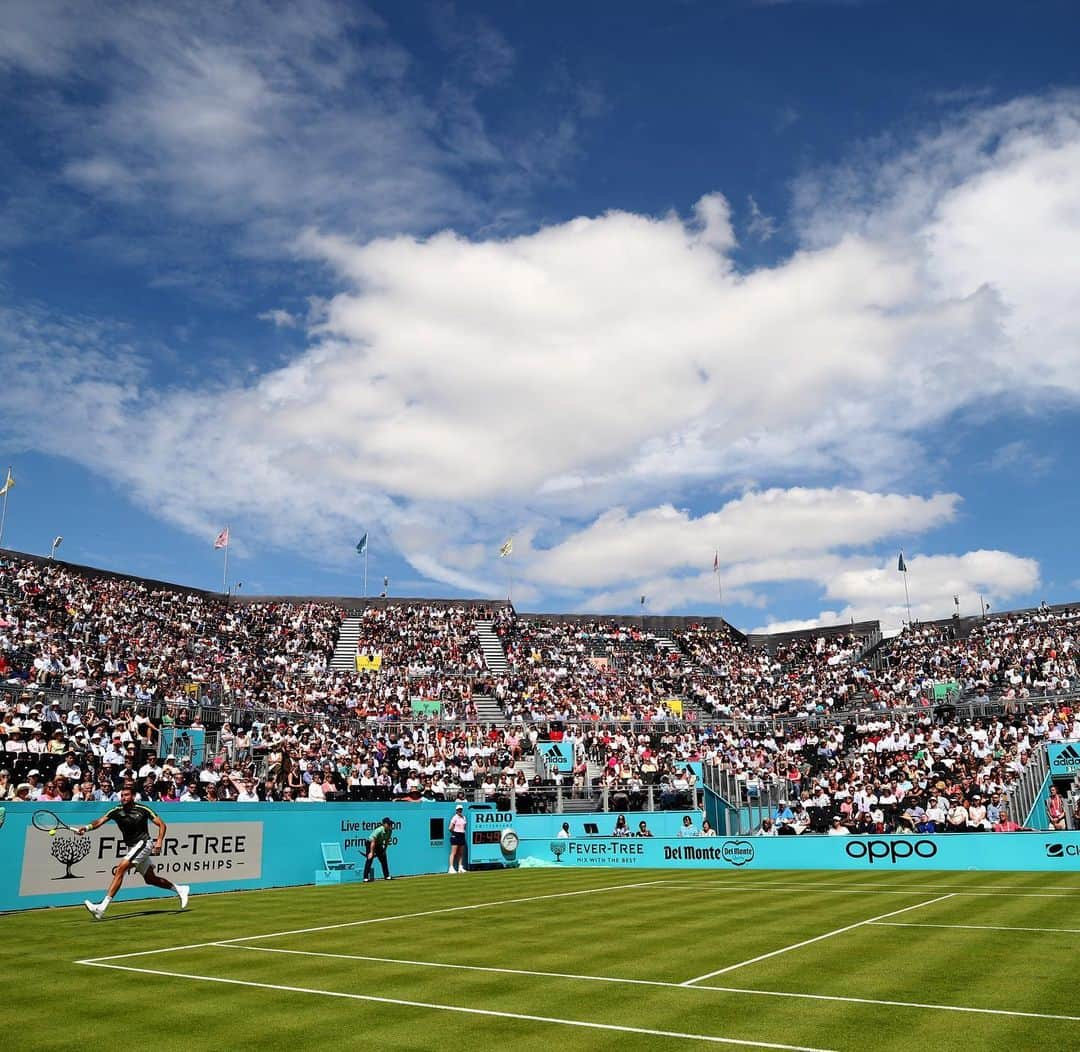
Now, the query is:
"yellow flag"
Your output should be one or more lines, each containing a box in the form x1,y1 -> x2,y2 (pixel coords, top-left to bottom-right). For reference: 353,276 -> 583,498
0,468 -> 13,496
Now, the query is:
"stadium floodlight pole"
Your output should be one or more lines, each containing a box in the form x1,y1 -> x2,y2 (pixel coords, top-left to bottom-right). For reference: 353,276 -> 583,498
49,535 -> 63,560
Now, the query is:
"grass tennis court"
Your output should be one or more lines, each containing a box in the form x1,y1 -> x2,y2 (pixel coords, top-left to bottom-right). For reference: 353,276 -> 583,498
8,867 -> 1080,1050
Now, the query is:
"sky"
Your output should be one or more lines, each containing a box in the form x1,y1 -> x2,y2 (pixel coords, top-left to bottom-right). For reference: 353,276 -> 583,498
0,0 -> 1078,633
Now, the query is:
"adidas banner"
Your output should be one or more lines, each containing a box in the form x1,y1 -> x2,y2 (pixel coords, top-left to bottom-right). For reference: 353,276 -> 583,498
537,740 -> 575,773
1048,740 -> 1080,776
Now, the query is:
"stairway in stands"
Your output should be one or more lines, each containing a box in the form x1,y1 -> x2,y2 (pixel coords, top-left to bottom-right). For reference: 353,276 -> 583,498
473,620 -> 508,724
330,615 -> 363,671
474,620 -> 508,674
653,633 -> 706,721
472,693 -> 505,724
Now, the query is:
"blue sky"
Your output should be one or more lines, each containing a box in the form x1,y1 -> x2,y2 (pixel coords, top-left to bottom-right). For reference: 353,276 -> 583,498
1,0 -> 1078,631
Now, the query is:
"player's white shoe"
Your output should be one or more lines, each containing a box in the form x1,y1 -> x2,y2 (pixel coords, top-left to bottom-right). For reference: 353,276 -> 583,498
448,866 -> 456,874
177,885 -> 190,910
84,900 -> 105,920
457,867 -> 466,874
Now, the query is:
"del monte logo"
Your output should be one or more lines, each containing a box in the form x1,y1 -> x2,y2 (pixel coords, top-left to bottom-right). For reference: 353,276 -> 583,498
721,840 -> 755,866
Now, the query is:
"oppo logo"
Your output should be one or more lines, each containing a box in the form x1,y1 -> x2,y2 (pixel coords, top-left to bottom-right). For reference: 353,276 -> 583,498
845,839 -> 938,864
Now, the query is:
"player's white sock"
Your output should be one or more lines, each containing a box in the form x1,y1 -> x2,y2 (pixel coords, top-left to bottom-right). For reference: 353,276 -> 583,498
101,895 -> 113,908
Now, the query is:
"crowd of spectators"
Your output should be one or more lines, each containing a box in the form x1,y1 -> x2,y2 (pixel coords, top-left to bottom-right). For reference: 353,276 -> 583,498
0,694 -> 564,809
493,615 -> 687,722
0,556 -> 345,713
874,606 -> 1080,705
350,604 -> 487,721
0,552 -> 1077,829
674,626 -> 874,720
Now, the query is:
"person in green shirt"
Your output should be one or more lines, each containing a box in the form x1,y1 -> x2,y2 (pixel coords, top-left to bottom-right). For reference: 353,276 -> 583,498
363,817 -> 394,882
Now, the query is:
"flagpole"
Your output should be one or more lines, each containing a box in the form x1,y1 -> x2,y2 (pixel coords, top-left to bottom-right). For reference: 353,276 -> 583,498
364,546 -> 369,598
899,550 -> 912,628
0,466 -> 10,548
222,528 -> 230,594
713,550 -> 722,623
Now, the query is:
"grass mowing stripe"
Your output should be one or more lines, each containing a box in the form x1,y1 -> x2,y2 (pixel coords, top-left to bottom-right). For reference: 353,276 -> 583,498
690,982 -> 1080,1024
93,943 -> 1080,1026
680,893 -> 955,985
870,920 -> 1080,934
646,882 -> 940,896
76,960 -> 837,1052
79,877 -> 671,963
648,877 -> 1080,898
216,942 -> 692,987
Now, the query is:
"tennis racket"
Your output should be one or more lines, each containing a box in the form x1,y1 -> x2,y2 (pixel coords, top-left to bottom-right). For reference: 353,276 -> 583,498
0,806 -> 5,830
32,809 -> 83,836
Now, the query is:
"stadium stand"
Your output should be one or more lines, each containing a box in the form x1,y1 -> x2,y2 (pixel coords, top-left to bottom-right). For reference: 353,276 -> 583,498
0,549 -> 1077,829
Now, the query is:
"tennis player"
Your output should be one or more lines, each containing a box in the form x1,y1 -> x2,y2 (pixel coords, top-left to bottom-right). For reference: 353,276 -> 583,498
77,784 -> 190,919
363,816 -> 394,882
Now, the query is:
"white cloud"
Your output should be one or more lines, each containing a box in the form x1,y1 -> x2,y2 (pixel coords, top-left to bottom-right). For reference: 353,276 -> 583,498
754,550 -> 1040,633
258,309 -> 301,329
0,92 -> 1076,616
527,488 -> 957,589
0,0 -> 603,258
746,196 -> 777,241
983,439 -> 1054,477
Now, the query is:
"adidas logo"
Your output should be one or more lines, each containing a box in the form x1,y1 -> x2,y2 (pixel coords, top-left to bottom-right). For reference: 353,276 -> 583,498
545,743 -> 566,759
1051,744 -> 1080,767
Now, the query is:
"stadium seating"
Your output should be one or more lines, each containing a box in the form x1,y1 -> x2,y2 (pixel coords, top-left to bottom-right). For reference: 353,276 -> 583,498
0,551 -> 1076,828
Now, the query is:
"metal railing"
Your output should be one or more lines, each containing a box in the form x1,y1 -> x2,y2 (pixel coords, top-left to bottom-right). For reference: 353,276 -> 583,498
5,679 -> 1078,742
1009,746 -> 1051,829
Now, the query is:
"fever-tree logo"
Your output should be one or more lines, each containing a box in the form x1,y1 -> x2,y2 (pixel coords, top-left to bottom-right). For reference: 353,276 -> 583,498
50,835 -> 92,879
550,840 -> 567,863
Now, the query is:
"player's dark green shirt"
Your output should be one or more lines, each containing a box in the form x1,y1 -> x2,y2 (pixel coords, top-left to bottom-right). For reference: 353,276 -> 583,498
370,825 -> 392,851
104,803 -> 158,846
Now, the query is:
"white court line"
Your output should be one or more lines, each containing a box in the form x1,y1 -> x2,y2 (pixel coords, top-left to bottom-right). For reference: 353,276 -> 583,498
75,960 -> 835,1052
213,944 -> 1080,1022
871,921 -> 1080,935
680,894 -> 955,986
78,878 -> 672,964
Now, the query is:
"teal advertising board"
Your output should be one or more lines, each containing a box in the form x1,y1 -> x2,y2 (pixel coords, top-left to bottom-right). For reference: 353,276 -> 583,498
1047,740 -> 1080,777
517,832 -> 1080,872
0,802 -> 700,911
158,727 -> 206,764
465,806 -> 700,866
537,740 -> 574,772
0,801 -> 458,913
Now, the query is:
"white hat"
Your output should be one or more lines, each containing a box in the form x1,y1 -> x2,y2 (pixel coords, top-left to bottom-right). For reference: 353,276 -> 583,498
455,803 -> 463,810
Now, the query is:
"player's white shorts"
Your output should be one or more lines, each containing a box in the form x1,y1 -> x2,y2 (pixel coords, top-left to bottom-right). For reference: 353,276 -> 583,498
124,839 -> 154,875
